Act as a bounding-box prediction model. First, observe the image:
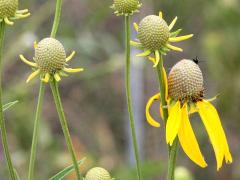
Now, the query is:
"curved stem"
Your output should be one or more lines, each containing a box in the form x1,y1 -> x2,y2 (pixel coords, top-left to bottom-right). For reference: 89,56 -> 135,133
51,0 -> 62,38
125,16 -> 142,180
156,56 -> 178,180
0,22 -> 16,180
50,80 -> 82,180
28,81 -> 45,180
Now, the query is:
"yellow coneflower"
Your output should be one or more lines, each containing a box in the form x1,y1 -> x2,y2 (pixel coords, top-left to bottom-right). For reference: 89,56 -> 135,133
111,0 -> 142,16
19,37 -> 83,83
0,0 -> 30,25
84,167 -> 115,180
146,59 -> 232,170
131,12 -> 193,67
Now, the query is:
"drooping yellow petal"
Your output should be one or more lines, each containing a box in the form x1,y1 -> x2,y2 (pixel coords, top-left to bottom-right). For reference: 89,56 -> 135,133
130,40 -> 142,47
206,94 -> 220,102
42,73 -> 50,83
63,67 -> 84,73
197,100 -> 232,170
15,13 -> 31,18
159,11 -> 163,19
146,93 -> 161,127
16,9 -> 29,14
54,73 -> 61,82
4,17 -> 14,25
133,22 -> 139,32
178,104 -> 207,168
136,50 -> 151,57
168,16 -> 178,31
169,34 -> 194,42
148,57 -> 156,64
153,50 -> 160,67
19,55 -> 37,67
66,51 -> 76,62
166,44 -> 183,52
162,67 -> 168,100
166,101 -> 182,145
26,69 -> 40,83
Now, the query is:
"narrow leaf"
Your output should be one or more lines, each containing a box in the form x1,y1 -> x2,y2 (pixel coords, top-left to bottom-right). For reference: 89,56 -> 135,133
14,168 -> 21,180
49,158 -> 86,180
3,100 -> 18,111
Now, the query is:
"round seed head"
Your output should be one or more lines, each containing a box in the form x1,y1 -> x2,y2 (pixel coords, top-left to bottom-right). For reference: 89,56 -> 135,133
85,167 -> 112,180
168,59 -> 204,101
35,38 -> 66,74
113,0 -> 140,14
0,0 -> 18,18
138,15 -> 170,51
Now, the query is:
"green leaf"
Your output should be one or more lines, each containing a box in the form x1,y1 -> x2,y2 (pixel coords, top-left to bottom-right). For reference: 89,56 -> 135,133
3,100 -> 18,111
49,157 -> 86,180
14,168 -> 20,180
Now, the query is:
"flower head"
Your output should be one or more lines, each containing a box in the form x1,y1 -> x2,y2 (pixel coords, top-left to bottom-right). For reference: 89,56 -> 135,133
0,0 -> 30,25
111,0 -> 141,16
146,59 -> 232,170
20,37 -> 83,83
131,12 -> 193,67
84,167 -> 114,180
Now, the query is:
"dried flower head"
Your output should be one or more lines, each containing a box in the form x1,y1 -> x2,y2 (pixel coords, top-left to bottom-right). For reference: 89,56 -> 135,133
20,37 -> 83,83
146,59 -> 232,170
111,0 -> 141,16
131,12 -> 193,67
84,167 -> 114,180
0,0 -> 30,25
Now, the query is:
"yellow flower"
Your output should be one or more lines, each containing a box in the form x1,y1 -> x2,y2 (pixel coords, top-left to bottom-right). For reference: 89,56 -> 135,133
146,59 -> 232,170
111,0 -> 141,16
131,12 -> 193,67
84,167 -> 114,180
19,37 -> 83,83
0,0 -> 30,25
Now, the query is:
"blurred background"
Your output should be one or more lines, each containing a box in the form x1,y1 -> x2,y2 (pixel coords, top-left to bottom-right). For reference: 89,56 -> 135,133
0,0 -> 239,179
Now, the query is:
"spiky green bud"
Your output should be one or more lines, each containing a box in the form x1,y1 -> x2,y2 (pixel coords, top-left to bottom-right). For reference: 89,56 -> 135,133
168,59 -> 204,101
35,38 -> 66,74
85,167 -> 112,180
138,15 -> 170,51
112,0 -> 141,16
0,0 -> 18,18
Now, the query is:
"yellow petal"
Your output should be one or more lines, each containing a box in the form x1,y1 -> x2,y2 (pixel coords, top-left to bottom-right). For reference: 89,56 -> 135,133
133,22 -> 139,32
197,100 -> 232,170
166,44 -> 183,52
34,41 -> 38,49
168,16 -> 178,30
166,101 -> 182,145
162,67 -> 168,100
153,50 -> 160,67
4,17 -> 14,25
136,50 -> 151,57
66,51 -> 76,62
26,70 -> 40,83
54,73 -> 61,82
148,57 -> 156,64
42,73 -> 50,83
130,40 -> 142,47
146,93 -> 161,127
178,104 -> 207,168
159,11 -> 163,19
169,34 -> 193,42
63,67 -> 84,73
19,55 -> 37,67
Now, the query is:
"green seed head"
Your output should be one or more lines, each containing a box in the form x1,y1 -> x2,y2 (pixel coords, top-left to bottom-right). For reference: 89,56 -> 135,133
0,0 -> 18,18
168,59 -> 204,101
85,167 -> 112,180
138,15 -> 170,51
35,38 -> 66,74
113,0 -> 141,15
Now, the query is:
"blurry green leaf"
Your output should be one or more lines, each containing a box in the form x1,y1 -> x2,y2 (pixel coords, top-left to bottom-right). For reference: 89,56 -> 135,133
14,168 -> 20,180
49,157 -> 86,180
3,100 -> 18,111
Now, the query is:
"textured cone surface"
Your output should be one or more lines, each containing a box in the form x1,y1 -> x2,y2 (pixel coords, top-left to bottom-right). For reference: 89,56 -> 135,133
35,38 -> 66,74
138,15 -> 170,51
168,59 -> 203,100
0,0 -> 18,18
113,0 -> 140,14
85,167 -> 112,180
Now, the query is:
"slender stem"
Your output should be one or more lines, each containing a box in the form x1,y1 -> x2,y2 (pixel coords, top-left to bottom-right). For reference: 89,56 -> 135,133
28,81 -> 45,180
125,16 -> 142,180
155,56 -> 178,180
50,80 -> 82,180
51,0 -> 62,38
0,22 -> 16,180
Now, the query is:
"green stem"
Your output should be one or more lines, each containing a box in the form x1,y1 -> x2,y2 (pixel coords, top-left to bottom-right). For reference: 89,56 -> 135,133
51,0 -> 62,38
156,56 -> 178,180
125,16 -> 142,180
50,80 -> 82,180
28,81 -> 45,180
0,22 -> 16,180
